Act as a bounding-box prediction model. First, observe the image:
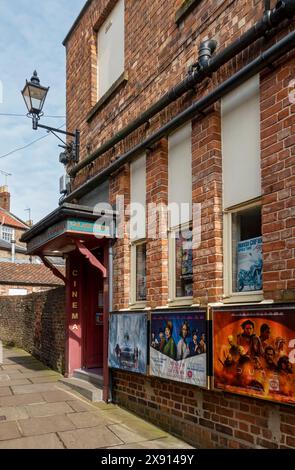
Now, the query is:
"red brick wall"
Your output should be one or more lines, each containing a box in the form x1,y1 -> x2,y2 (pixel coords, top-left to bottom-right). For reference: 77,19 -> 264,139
112,371 -> 295,449
0,287 -> 66,373
66,0 -> 265,190
192,110 -> 223,305
65,0 -> 295,450
110,165 -> 131,310
261,57 -> 295,302
146,139 -> 169,308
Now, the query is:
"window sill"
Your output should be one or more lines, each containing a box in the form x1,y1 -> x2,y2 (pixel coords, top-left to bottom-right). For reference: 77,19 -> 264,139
86,71 -> 128,123
129,301 -> 147,310
222,292 -> 264,304
168,297 -> 193,307
175,0 -> 203,25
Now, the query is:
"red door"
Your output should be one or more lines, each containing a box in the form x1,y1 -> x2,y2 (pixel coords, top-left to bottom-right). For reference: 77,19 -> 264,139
83,261 -> 104,369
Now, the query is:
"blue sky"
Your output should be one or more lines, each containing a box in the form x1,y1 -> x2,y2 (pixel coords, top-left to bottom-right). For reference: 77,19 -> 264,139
0,0 -> 86,223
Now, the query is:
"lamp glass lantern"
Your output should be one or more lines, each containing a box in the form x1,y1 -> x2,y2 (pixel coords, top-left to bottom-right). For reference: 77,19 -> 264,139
21,71 -> 49,116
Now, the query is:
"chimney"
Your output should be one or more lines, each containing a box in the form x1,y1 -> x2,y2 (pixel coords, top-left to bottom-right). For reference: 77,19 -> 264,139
0,186 -> 10,212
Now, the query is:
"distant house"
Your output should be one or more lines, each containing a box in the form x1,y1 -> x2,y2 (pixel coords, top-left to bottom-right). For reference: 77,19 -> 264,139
0,185 -> 34,263
0,185 -> 65,295
0,261 -> 64,296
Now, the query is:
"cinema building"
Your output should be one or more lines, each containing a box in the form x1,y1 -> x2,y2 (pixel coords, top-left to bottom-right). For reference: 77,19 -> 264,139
22,0 -> 295,448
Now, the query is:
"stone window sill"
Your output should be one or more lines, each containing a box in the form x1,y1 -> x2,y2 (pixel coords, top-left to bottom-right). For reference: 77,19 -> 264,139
86,72 -> 128,123
168,297 -> 194,307
222,292 -> 264,304
175,0 -> 203,25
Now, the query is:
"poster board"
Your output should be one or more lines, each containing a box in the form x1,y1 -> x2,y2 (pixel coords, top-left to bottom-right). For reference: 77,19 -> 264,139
150,310 -> 208,388
109,312 -> 148,374
213,305 -> 295,405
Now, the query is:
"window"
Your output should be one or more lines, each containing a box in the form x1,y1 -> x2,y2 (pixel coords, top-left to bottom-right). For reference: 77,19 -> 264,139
170,225 -> 193,299
97,0 -> 125,98
229,204 -> 262,294
222,75 -> 262,301
0,226 -> 13,243
130,153 -> 146,307
168,123 -> 193,304
135,242 -> 147,302
131,241 -> 147,305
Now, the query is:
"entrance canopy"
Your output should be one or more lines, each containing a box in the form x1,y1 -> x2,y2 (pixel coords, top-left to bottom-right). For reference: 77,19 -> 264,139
21,202 -> 116,257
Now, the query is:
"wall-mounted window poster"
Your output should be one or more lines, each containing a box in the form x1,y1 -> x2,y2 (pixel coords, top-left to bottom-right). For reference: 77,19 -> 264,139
213,306 -> 295,405
150,311 -> 208,388
236,236 -> 262,292
109,313 -> 147,374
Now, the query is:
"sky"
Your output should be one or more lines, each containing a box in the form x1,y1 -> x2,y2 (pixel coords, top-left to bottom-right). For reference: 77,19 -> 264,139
0,0 -> 86,224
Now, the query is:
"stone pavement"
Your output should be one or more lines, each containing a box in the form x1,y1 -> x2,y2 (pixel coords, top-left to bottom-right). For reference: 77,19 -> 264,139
0,346 -> 192,449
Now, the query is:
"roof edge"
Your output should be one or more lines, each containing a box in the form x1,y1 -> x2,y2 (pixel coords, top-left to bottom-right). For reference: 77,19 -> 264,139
63,0 -> 93,46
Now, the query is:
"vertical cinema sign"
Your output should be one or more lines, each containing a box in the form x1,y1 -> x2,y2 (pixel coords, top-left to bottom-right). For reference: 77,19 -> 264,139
71,268 -> 79,328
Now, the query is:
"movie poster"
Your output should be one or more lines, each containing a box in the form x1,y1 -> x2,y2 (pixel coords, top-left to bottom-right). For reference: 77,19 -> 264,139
108,313 -> 147,374
237,236 -> 262,292
213,306 -> 295,405
150,311 -> 208,388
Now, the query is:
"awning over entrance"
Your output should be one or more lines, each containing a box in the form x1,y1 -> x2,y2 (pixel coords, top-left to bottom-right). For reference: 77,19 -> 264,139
21,202 -> 116,257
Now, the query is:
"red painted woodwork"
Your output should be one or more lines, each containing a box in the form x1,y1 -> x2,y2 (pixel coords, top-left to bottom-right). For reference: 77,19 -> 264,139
75,240 -> 107,277
66,253 -> 83,376
83,258 -> 104,369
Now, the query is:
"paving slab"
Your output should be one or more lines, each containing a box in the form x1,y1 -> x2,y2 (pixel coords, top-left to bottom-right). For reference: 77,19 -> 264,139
18,415 -> 76,436
108,436 -> 194,449
58,426 -> 123,449
0,392 -> 44,407
66,411 -> 116,429
108,423 -> 168,444
25,401 -> 74,418
0,370 -> 24,379
100,407 -> 146,424
11,382 -> 59,394
0,433 -> 65,449
21,370 -> 60,378
29,376 -> 60,384
41,389 -> 77,403
0,421 -> 21,441
0,374 -> 10,381
0,406 -> 29,421
0,387 -> 12,397
0,378 -> 32,387
66,400 -> 98,412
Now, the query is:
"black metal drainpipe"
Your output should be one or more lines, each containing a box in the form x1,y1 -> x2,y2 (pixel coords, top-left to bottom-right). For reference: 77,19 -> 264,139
63,28 -> 295,203
69,0 -> 295,178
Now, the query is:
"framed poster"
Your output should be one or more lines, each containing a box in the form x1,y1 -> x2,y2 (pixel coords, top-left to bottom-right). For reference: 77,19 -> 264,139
108,313 -> 147,374
150,310 -> 208,388
213,305 -> 295,405
237,236 -> 262,292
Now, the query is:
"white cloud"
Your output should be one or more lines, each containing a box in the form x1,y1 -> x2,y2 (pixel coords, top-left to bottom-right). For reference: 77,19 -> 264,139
0,0 -> 86,223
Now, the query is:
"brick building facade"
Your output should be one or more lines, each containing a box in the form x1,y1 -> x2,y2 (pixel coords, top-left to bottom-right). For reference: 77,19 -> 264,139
22,0 -> 295,448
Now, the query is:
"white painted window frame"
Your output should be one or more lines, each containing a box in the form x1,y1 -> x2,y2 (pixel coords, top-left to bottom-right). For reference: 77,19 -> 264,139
168,221 -> 193,307
223,198 -> 263,303
0,225 -> 13,243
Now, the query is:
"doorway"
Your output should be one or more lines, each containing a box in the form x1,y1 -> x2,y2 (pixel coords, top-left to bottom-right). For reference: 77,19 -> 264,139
83,252 -> 104,370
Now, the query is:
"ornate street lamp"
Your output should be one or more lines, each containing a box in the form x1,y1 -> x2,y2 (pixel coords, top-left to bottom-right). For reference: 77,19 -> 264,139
22,71 -> 80,165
